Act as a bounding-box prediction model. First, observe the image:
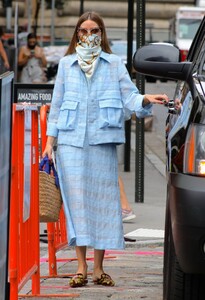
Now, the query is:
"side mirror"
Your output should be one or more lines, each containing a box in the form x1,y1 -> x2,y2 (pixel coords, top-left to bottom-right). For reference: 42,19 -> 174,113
133,43 -> 192,81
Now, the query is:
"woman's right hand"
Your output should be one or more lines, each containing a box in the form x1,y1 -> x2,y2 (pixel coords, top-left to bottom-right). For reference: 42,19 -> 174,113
42,144 -> 53,160
42,136 -> 56,160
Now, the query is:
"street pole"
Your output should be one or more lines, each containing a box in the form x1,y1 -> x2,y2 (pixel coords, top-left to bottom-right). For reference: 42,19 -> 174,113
80,0 -> 84,15
51,0 -> 55,45
14,2 -> 18,82
27,0 -> 32,33
3,0 -> 12,31
124,0 -> 134,172
40,0 -> 45,46
135,0 -> 145,203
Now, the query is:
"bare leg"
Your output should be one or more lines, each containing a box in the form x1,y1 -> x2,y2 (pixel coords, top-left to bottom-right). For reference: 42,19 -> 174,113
69,246 -> 88,287
92,249 -> 115,286
119,176 -> 132,210
75,246 -> 88,277
92,249 -> 105,279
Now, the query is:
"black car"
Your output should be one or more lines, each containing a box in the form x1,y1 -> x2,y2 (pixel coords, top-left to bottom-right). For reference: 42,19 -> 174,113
133,17 -> 205,300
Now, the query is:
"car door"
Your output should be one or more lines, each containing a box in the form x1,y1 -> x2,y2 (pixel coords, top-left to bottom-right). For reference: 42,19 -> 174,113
166,20 -> 205,174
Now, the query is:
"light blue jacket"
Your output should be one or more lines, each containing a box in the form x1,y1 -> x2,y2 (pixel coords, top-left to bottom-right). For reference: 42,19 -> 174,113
47,51 -> 153,147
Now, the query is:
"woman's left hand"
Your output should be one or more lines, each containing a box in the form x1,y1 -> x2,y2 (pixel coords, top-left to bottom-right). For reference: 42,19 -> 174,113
4,61 -> 10,69
143,94 -> 169,107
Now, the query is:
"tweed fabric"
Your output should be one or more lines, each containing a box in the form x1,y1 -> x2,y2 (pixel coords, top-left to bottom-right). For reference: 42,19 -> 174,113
47,52 -> 153,147
56,141 -> 125,250
46,51 -> 153,251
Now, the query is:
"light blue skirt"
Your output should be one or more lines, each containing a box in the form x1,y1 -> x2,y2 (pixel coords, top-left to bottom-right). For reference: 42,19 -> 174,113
56,140 -> 125,250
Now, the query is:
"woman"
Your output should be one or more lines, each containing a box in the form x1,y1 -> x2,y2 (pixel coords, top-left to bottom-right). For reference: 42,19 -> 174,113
18,32 -> 47,83
43,11 -> 168,288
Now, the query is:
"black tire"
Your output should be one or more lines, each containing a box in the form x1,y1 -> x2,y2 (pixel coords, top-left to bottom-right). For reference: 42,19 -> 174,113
163,186 -> 205,300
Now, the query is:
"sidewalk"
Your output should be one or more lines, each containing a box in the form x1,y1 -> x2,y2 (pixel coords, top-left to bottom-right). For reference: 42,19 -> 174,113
20,129 -> 166,299
119,129 -> 166,245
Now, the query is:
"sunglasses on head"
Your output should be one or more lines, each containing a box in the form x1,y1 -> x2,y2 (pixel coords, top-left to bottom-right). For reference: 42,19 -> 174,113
77,27 -> 101,36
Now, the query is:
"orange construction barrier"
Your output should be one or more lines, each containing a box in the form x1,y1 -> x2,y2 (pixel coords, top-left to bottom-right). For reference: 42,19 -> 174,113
9,104 -> 40,300
9,103 -> 79,299
40,105 -> 68,277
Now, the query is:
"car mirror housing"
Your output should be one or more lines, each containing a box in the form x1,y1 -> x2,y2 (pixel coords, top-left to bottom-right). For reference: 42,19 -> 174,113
133,43 -> 192,82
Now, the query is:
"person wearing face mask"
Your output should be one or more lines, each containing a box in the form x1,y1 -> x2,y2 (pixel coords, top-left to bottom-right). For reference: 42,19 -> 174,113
42,11 -> 169,288
18,32 -> 47,83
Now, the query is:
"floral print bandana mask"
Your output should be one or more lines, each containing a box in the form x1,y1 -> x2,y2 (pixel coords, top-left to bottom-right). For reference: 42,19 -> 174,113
78,33 -> 101,49
76,34 -> 102,78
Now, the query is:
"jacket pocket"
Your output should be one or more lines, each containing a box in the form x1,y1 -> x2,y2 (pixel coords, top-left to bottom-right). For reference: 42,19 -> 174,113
98,99 -> 123,129
57,100 -> 79,130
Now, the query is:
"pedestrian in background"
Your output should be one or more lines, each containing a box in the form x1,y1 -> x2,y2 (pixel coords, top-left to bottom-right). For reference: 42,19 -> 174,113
0,27 -> 10,72
18,32 -> 47,83
119,176 -> 136,222
42,11 -> 169,288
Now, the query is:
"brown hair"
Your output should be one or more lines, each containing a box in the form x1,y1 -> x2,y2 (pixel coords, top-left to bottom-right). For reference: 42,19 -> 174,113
65,11 -> 112,55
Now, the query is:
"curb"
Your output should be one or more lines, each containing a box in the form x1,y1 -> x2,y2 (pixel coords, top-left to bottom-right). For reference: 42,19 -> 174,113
125,239 -> 164,248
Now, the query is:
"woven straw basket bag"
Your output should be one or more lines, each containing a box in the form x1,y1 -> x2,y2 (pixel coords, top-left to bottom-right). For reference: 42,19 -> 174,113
39,156 -> 62,223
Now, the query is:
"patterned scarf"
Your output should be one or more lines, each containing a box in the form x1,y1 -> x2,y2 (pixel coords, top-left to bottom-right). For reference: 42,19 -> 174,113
76,34 -> 102,78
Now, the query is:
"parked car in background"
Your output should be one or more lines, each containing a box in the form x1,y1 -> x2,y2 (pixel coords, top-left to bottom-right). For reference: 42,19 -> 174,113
110,40 -> 136,64
133,16 -> 205,300
169,6 -> 205,61
110,39 -> 165,83
110,39 -> 137,77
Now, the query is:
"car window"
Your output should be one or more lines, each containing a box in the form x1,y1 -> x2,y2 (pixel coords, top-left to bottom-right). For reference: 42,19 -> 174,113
194,38 -> 205,74
166,79 -> 193,144
166,82 -> 193,170
187,16 -> 205,61
198,42 -> 205,77
168,36 -> 205,133
172,82 -> 192,116
192,37 -> 205,98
